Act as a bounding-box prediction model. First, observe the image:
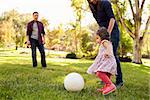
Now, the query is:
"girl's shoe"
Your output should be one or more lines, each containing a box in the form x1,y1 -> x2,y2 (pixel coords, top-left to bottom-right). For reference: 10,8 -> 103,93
99,81 -> 105,85
102,84 -> 116,95
97,84 -> 107,92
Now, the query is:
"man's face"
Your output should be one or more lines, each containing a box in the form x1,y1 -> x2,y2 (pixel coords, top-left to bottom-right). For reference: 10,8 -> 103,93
33,13 -> 39,21
88,0 -> 97,4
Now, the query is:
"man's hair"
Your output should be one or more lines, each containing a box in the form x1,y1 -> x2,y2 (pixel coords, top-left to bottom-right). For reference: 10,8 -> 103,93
96,27 -> 110,41
33,12 -> 38,15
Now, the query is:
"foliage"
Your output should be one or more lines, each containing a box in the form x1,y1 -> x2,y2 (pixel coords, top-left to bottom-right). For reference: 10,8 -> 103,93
79,28 -> 96,57
118,23 -> 133,57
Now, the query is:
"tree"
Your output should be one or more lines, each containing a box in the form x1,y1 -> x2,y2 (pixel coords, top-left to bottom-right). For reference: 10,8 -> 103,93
19,13 -> 32,47
41,17 -> 49,30
0,20 -> 15,47
0,10 -> 31,49
114,0 -> 150,64
46,24 -> 65,50
80,28 -> 95,53
118,22 -> 133,57
112,1 -> 133,57
71,0 -> 88,52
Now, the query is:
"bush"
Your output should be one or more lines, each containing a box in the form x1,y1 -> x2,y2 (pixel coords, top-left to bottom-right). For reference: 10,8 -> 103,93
142,54 -> 150,59
119,57 -> 132,62
66,52 -> 77,59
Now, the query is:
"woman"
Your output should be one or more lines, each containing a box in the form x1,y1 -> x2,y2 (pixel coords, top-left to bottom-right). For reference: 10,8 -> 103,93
87,0 -> 123,88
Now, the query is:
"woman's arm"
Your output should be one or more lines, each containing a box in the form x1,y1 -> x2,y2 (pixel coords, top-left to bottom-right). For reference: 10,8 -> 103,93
103,1 -> 116,34
107,18 -> 115,34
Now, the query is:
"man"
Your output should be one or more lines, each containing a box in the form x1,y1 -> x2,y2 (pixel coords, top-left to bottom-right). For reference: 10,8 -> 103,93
87,0 -> 123,88
26,12 -> 47,68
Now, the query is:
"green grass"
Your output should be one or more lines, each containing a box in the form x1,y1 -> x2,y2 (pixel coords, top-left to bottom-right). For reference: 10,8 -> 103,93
0,49 -> 150,100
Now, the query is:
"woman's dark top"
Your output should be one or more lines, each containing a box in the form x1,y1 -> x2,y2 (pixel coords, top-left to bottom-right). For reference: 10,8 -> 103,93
88,0 -> 120,41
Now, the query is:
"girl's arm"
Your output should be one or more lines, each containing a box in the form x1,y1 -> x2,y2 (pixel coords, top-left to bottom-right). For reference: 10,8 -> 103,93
102,41 -> 111,57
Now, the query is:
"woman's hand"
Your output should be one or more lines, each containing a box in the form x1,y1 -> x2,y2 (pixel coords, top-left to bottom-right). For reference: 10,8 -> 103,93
104,51 -> 110,58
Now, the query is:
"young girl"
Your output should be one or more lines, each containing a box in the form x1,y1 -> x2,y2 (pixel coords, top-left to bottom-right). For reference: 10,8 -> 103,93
87,27 -> 117,95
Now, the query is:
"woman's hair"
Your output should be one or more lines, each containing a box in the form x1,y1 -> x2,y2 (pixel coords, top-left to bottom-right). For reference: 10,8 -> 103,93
87,0 -> 102,11
96,27 -> 110,41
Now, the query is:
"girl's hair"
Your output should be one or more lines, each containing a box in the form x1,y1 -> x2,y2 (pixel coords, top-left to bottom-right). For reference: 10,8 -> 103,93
96,27 -> 110,41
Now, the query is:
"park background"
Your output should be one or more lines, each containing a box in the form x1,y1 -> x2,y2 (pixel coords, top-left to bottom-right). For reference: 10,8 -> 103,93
0,0 -> 150,99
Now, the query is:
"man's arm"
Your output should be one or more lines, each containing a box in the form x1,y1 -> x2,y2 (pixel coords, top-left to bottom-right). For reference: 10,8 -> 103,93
41,34 -> 45,44
41,23 -> 46,44
26,23 -> 31,45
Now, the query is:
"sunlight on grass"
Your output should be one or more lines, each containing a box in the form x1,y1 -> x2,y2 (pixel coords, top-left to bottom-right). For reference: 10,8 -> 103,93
0,50 -> 149,100
142,58 -> 150,67
130,63 -> 141,67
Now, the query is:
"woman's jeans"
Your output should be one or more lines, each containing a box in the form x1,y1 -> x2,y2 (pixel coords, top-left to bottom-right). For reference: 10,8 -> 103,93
111,29 -> 123,84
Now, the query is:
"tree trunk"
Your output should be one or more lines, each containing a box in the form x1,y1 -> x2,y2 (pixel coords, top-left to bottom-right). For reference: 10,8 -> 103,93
75,34 -> 78,52
133,37 -> 142,64
16,45 -> 18,50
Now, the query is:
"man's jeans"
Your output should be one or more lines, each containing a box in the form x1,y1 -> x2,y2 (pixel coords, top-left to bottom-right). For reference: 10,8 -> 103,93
30,39 -> 47,67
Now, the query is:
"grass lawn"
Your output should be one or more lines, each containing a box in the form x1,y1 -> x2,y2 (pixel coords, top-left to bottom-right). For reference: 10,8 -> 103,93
0,49 -> 149,100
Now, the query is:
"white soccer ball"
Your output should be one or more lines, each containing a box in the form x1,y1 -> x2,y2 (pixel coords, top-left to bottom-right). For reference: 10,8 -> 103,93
64,72 -> 84,91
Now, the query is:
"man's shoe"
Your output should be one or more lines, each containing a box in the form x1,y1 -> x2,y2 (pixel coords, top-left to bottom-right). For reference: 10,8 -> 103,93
102,84 -> 116,95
